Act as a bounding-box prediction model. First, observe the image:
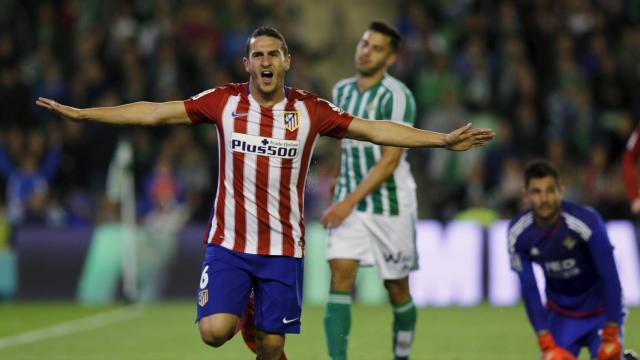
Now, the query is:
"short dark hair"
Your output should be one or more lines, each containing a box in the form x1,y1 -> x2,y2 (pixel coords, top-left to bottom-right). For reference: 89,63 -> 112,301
524,159 -> 560,187
245,26 -> 289,57
368,21 -> 402,52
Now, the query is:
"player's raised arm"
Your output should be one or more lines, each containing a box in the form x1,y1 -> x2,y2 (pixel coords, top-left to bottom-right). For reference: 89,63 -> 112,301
343,117 -> 495,151
35,98 -> 191,126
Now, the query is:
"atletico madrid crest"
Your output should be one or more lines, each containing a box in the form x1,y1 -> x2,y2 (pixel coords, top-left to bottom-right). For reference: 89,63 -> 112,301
283,111 -> 299,132
198,290 -> 208,307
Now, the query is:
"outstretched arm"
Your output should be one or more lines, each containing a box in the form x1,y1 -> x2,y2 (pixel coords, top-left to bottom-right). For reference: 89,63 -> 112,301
35,98 -> 191,126
344,117 -> 495,151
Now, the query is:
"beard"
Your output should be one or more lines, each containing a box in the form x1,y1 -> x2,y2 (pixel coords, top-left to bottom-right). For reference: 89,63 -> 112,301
535,203 -> 561,225
356,61 -> 386,77
251,73 -> 279,95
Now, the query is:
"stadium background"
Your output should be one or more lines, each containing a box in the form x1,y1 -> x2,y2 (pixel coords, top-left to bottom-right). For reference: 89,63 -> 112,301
1,0 -> 640,359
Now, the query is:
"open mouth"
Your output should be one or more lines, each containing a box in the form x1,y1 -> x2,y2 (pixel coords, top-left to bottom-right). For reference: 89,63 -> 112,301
261,70 -> 274,84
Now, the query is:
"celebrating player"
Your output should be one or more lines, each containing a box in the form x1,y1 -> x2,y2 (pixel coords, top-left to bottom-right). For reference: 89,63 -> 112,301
508,160 -> 626,360
320,21 -> 418,360
36,26 -> 494,360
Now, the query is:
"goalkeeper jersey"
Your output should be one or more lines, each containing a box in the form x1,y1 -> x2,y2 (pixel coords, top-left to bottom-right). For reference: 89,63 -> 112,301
332,74 -> 417,216
508,201 -> 622,331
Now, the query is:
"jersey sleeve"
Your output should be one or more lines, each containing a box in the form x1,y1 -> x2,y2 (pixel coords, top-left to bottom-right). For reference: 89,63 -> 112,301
381,87 -> 416,126
313,97 -> 354,139
508,220 -> 548,332
587,212 -> 623,323
622,124 -> 640,203
183,87 -> 226,125
517,256 -> 549,332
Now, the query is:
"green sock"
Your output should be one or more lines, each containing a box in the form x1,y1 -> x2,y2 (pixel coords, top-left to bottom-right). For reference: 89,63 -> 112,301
392,298 -> 417,360
324,291 -> 352,360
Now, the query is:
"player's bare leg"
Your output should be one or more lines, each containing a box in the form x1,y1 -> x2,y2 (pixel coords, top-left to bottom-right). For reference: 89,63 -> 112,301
329,259 -> 359,292
255,330 -> 285,360
384,277 -> 411,305
325,259 -> 359,360
198,313 -> 239,347
384,277 -> 416,360
238,293 -> 288,359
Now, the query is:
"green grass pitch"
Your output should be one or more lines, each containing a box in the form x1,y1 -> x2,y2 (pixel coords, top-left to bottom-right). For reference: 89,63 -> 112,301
0,302 -> 637,359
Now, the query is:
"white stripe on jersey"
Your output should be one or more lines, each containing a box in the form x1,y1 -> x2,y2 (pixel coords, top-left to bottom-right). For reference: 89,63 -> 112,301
367,86 -> 385,119
337,81 -> 354,111
383,78 -> 407,123
242,96 -> 262,254
380,92 -> 392,114
333,77 -> 355,106
374,143 -> 391,214
563,212 -> 593,241
344,86 -> 359,200
218,95 -> 242,249
508,212 -> 533,252
337,150 -> 348,201
292,100 -> 314,257
334,80 -> 350,203
355,92 -> 373,212
356,91 -> 370,117
268,101 -> 286,255
366,87 -> 387,213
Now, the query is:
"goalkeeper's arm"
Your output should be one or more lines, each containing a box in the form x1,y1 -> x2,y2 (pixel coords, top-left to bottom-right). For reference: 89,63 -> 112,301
35,98 -> 191,126
517,257 -> 547,333
517,260 -> 576,359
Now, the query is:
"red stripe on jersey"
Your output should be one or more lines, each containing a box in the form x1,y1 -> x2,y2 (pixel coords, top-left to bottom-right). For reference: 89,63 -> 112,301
207,92 -> 231,245
279,103 -> 297,256
295,112 -> 320,256
232,99 -> 250,252
256,107 -> 273,255
209,128 -> 225,244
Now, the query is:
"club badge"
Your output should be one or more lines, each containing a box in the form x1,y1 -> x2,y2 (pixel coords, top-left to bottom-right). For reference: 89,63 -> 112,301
284,111 -> 299,132
198,290 -> 208,307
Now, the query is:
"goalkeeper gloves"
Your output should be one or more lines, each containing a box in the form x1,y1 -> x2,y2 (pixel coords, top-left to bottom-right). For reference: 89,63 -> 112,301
538,332 -> 576,360
598,324 -> 621,360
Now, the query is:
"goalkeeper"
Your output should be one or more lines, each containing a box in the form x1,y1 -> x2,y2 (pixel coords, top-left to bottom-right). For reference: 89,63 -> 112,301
508,160 -> 629,360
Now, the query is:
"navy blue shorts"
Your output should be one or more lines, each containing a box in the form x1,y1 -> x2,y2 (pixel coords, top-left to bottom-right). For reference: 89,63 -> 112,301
548,310 -> 626,357
195,244 -> 304,334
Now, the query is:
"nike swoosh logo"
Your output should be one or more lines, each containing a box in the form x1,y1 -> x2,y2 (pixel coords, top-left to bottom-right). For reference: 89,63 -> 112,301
232,112 -> 248,118
282,317 -> 299,324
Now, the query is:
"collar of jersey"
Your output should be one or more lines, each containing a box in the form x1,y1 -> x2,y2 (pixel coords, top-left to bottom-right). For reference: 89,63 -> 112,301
245,81 -> 289,98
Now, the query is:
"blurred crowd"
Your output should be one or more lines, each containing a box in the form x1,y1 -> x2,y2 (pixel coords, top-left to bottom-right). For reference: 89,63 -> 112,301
1,0 -> 640,231
396,0 -> 640,220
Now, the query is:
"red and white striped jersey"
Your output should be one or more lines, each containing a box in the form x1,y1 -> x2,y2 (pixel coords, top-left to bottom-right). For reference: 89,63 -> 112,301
184,83 -> 353,258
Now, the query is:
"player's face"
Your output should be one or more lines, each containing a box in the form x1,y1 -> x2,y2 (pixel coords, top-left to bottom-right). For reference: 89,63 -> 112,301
526,176 -> 563,225
355,30 -> 396,77
243,35 -> 290,98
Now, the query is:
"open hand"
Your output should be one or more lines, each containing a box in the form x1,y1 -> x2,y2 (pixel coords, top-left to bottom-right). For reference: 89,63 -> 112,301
320,200 -> 355,229
444,123 -> 496,151
35,97 -> 83,121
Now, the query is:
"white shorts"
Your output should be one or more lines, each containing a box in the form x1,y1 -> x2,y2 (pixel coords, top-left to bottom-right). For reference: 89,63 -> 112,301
326,210 -> 418,280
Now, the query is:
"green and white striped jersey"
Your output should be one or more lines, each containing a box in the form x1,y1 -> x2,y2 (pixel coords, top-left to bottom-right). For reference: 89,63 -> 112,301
332,73 -> 417,216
